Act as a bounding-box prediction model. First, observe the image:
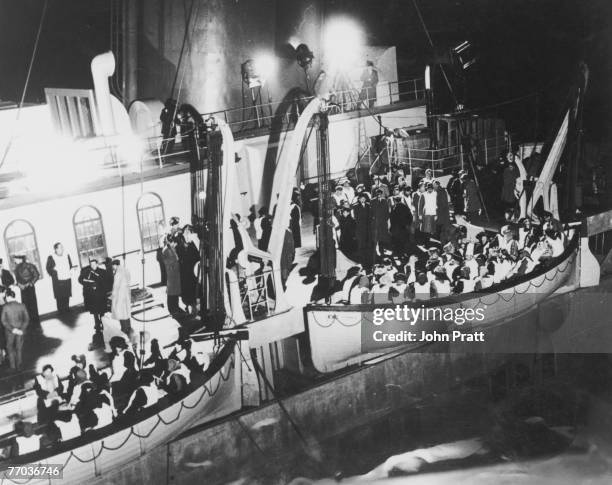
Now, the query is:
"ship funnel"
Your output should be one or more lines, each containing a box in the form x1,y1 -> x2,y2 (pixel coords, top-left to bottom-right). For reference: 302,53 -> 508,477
91,51 -> 117,136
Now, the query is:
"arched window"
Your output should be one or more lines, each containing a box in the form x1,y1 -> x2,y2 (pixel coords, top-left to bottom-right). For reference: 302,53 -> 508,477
4,220 -> 42,273
73,205 -> 108,267
137,192 -> 166,252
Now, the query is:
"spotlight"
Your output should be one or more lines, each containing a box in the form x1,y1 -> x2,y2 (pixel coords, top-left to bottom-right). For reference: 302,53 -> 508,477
323,17 -> 363,74
253,53 -> 277,79
296,43 -> 314,70
241,53 -> 277,88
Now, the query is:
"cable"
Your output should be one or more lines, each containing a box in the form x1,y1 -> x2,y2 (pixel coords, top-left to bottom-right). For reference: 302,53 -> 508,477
0,0 -> 49,172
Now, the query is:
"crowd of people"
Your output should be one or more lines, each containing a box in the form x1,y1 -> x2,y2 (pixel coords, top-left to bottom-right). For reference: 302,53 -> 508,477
0,214 -> 210,458
3,333 -> 208,458
322,162 -> 568,303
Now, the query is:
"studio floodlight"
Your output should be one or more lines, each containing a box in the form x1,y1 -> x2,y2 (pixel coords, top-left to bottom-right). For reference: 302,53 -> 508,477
323,17 -> 363,74
296,43 -> 314,70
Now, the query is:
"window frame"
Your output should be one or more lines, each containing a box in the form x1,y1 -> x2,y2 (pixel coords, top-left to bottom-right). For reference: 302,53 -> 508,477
3,219 -> 43,275
72,205 -> 108,268
136,192 -> 166,253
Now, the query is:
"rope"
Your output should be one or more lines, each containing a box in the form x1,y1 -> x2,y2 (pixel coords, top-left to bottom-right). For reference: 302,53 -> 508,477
0,0 -> 49,172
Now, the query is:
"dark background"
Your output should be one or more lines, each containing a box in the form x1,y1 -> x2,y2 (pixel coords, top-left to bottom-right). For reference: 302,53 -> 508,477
1,0 -> 611,142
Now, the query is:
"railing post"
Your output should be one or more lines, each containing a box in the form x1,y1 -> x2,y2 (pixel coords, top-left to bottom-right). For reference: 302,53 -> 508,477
413,79 -> 417,100
484,138 -> 488,165
388,82 -> 393,104
460,142 -> 464,170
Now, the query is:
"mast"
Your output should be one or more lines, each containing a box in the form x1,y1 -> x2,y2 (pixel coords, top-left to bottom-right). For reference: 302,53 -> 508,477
315,112 -> 336,301
564,62 -> 589,217
203,130 -> 226,331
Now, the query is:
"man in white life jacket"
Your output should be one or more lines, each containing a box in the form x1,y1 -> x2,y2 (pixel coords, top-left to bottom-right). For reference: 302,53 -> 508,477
33,364 -> 64,423
123,371 -> 161,415
165,359 -> 192,394
53,411 -> 81,442
412,272 -> 431,301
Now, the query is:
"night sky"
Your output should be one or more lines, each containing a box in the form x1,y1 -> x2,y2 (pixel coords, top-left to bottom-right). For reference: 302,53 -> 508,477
1,0 -> 611,141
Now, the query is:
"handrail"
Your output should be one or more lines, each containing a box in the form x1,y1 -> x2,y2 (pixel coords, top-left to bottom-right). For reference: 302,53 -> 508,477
201,77 -> 426,132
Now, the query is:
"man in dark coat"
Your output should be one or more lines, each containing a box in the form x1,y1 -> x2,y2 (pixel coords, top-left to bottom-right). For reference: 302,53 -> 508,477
462,173 -> 482,221
78,259 -> 107,343
370,189 -> 391,258
178,226 -> 200,315
259,213 -> 272,251
289,195 -> 302,249
337,207 -> 357,256
389,196 -> 413,254
353,193 -> 373,269
162,236 -> 182,315
0,258 -> 15,289
434,181 -> 452,242
14,255 -> 40,331
448,170 -> 465,215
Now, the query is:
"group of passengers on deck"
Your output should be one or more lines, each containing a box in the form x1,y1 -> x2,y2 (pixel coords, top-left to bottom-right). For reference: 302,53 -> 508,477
1,332 -> 206,458
321,161 -> 568,304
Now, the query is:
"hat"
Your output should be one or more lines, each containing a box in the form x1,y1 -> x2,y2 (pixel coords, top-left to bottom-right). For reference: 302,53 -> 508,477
71,354 -> 86,367
22,422 -> 35,438
169,216 -> 180,225
356,183 -> 365,190
501,225 -> 512,235
335,186 -> 343,191
380,273 -> 394,285
427,247 -> 439,253
167,359 -> 180,373
13,254 -> 26,260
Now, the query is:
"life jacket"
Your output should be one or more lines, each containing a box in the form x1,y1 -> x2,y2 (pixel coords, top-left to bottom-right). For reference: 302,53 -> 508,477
15,435 -> 40,455
371,284 -> 390,304
459,278 -> 475,293
167,363 -> 191,387
432,279 -> 451,297
36,374 -> 61,407
126,385 -> 160,412
54,414 -> 81,441
390,283 -> 407,303
110,349 -> 134,382
349,286 -> 369,304
93,404 -> 114,429
413,281 -> 431,300
99,389 -> 117,417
